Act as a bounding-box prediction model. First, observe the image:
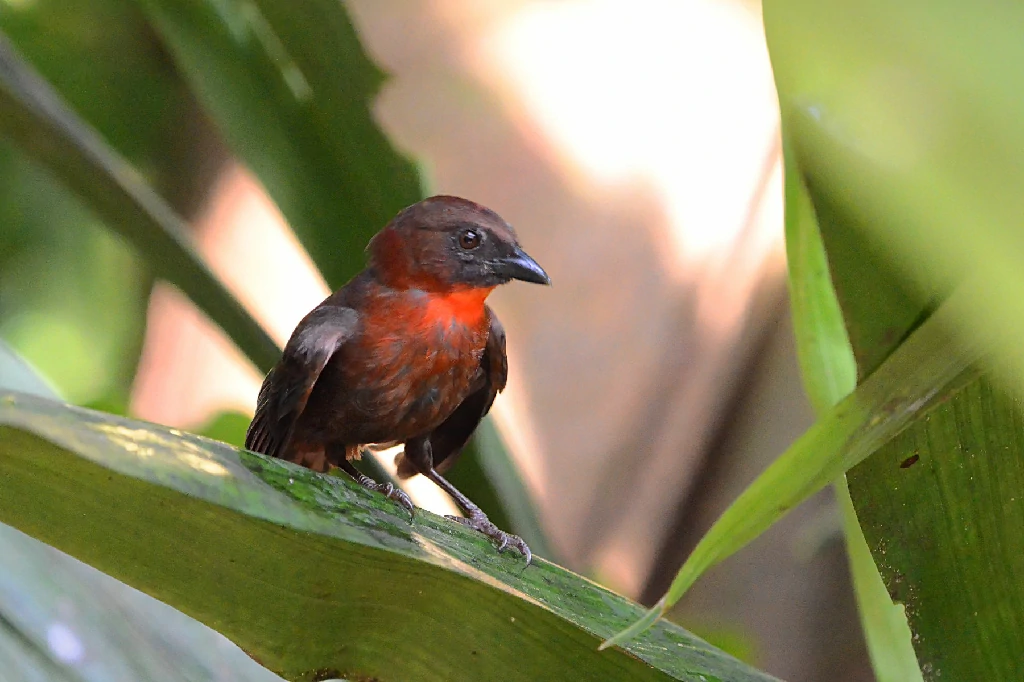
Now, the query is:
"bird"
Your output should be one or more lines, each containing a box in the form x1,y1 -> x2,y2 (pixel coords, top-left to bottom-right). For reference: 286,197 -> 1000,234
245,195 -> 549,564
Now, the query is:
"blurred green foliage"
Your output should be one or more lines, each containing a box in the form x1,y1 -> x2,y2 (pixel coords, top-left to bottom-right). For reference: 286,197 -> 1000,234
765,0 -> 1024,395
0,150 -> 146,410
0,0 -> 208,410
137,0 -> 423,289
811,148 -> 1024,680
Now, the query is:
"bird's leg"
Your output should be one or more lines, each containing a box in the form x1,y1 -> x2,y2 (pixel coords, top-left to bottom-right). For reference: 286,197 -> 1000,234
336,451 -> 414,517
426,468 -> 533,566
405,438 -> 531,565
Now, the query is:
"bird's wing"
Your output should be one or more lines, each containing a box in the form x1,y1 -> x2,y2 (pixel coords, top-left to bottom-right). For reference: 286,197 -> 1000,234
245,306 -> 359,458
425,307 -> 508,475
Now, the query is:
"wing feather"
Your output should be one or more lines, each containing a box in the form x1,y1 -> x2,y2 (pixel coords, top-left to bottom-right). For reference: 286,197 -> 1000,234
245,306 -> 358,458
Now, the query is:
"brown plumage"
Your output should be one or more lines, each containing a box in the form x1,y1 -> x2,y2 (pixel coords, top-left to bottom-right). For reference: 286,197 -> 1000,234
245,196 -> 549,563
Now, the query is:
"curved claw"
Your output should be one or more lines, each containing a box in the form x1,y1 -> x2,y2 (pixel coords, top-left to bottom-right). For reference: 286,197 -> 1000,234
511,537 -> 532,567
357,475 -> 415,518
387,487 -> 415,517
445,513 -> 532,566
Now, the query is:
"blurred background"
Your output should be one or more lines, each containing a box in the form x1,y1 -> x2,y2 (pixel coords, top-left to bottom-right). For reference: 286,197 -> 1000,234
0,0 -> 872,679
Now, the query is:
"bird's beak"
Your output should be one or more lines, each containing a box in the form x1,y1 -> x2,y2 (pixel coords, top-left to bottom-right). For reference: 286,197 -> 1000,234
495,246 -> 551,285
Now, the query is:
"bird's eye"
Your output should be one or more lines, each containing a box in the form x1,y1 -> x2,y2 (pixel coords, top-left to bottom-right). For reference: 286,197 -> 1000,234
458,229 -> 482,250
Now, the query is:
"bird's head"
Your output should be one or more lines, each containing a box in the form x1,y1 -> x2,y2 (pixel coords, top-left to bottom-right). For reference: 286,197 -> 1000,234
368,196 -> 550,292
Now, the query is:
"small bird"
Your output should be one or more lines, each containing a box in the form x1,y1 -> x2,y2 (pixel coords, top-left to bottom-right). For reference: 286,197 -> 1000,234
245,196 -> 549,563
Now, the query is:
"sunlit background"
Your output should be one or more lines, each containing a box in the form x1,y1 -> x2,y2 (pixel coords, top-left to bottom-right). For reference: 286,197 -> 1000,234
0,0 -> 871,678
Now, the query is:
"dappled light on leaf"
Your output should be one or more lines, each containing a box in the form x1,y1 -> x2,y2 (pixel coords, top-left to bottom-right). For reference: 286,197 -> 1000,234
0,391 -> 776,682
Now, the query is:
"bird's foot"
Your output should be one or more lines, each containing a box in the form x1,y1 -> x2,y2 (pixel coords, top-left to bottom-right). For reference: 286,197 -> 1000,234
355,474 -> 414,517
446,512 -> 532,566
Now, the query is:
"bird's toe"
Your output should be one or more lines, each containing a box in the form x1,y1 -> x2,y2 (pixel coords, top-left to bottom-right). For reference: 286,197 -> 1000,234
447,513 -> 531,565
389,488 -> 415,517
355,474 -> 415,518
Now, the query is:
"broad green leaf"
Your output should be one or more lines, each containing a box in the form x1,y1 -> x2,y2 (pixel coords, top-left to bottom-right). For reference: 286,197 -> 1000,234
794,91 -> 1024,682
602,285 -> 983,649
0,391 -> 776,682
781,137 -> 923,681
0,32 -> 279,374
136,0 -> 423,289
849,379 -> 1024,680
0,523 -> 286,682
765,0 -> 1024,676
763,0 -> 1024,398
0,337 -> 284,681
834,483 -> 923,682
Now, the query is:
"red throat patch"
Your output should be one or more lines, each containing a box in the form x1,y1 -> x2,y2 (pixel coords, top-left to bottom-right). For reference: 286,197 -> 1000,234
424,287 -> 494,327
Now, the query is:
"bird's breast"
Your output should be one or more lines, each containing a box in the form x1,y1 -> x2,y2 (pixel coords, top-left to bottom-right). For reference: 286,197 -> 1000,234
325,289 -> 490,442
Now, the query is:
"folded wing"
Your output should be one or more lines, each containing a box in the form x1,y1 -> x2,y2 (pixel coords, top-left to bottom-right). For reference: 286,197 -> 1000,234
245,306 -> 359,458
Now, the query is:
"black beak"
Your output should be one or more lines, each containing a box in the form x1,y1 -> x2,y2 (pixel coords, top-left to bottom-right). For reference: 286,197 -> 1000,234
495,246 -> 551,285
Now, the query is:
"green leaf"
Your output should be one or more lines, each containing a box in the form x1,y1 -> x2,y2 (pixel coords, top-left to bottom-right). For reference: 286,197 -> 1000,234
781,136 -> 923,681
763,0 -> 1024,395
136,0 -> 423,289
602,284 -> 983,650
788,79 -> 1024,682
0,336 -> 283,681
0,522 -> 286,682
765,0 -> 1024,676
780,134 -> 856,413
0,31 -> 279,373
849,379 -> 1024,680
834,482 -> 923,682
0,392 -> 776,682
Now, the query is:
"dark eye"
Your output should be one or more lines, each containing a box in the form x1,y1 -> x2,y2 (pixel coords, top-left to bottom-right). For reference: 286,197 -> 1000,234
458,229 -> 481,250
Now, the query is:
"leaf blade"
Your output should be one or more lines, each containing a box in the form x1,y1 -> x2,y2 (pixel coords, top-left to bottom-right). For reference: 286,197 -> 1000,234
0,31 -> 279,373
137,0 -> 423,289
765,0 -> 1024,672
0,391 -> 777,682
603,285 -> 983,649
781,132 -> 923,681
